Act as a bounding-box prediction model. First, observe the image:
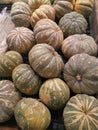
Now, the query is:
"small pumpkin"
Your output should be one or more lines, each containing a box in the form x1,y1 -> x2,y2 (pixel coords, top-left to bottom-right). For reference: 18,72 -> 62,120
39,78 -> 70,110
28,44 -> 64,78
0,80 -> 21,123
63,94 -> 98,130
59,11 -> 88,37
12,64 -> 42,95
14,98 -> 51,130
6,27 -> 35,54
63,53 -> 98,95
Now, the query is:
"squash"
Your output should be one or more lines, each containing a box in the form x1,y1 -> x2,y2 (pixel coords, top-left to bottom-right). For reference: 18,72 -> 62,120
63,94 -> 98,130
0,80 -> 21,123
34,19 -> 64,50
28,44 -> 64,78
14,98 -> 51,130
6,27 -> 35,54
39,78 -> 70,110
63,53 -> 98,95
12,64 -> 42,95
61,34 -> 98,58
59,11 -> 88,37
10,1 -> 32,27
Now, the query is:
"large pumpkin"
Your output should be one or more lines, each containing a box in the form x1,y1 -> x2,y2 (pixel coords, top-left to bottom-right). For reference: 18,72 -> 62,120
59,11 -> 88,37
39,78 -> 70,110
0,80 -> 21,123
6,27 -> 35,54
63,53 -> 98,95
63,94 -> 98,130
34,19 -> 64,50
14,98 -> 51,130
12,64 -> 42,95
61,34 -> 98,58
28,44 -> 64,78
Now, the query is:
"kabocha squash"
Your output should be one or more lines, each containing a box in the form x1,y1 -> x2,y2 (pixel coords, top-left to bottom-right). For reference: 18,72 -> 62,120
34,19 -> 64,50
6,27 -> 35,54
14,98 -> 51,130
30,4 -> 55,28
63,53 -> 98,95
28,44 -> 64,78
0,51 -> 23,77
63,94 -> 98,130
12,64 -> 42,95
10,1 -> 32,27
61,34 -> 98,58
0,80 -> 21,123
39,78 -> 70,110
59,11 -> 88,37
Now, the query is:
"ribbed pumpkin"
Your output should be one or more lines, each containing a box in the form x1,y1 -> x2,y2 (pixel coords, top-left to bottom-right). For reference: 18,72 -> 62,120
10,1 -> 32,27
0,80 -> 21,123
0,51 -> 23,77
61,34 -> 98,58
14,98 -> 51,130
63,53 -> 98,95
63,94 -> 98,130
59,11 -> 88,37
30,4 -> 55,28
6,27 -> 35,54
39,78 -> 70,110
12,64 -> 42,95
28,44 -> 64,78
34,19 -> 64,50
53,0 -> 73,19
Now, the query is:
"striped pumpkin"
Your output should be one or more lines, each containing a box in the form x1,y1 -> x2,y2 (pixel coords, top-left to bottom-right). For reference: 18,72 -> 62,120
63,94 -> 98,130
39,78 -> 70,110
0,80 -> 21,123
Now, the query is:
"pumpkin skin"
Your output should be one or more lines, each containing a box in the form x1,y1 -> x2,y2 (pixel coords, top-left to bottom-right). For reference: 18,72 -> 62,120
39,78 -> 70,110
63,53 -> 98,95
59,11 -> 88,37
28,44 -> 64,78
30,4 -> 55,28
0,80 -> 21,123
10,1 -> 32,27
12,64 -> 42,95
0,51 -> 23,77
61,34 -> 98,58
63,94 -> 98,130
6,27 -> 35,54
34,19 -> 64,50
14,98 -> 51,130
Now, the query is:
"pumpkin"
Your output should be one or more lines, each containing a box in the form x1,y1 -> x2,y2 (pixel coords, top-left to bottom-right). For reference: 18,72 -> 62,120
14,98 -> 51,130
59,11 -> 88,37
10,1 -> 32,27
34,19 -> 64,50
12,64 -> 42,95
53,0 -> 73,19
61,34 -> 98,58
0,51 -> 23,77
30,4 -> 55,28
63,94 -> 98,130
0,80 -> 21,123
6,27 -> 35,54
28,44 -> 64,78
63,53 -> 98,95
39,78 -> 70,110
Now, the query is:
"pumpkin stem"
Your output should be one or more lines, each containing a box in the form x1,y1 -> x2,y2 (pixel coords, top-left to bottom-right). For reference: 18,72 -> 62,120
76,74 -> 82,81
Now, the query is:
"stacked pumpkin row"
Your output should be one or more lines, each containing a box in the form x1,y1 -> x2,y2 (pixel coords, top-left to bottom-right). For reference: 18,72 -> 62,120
0,0 -> 98,130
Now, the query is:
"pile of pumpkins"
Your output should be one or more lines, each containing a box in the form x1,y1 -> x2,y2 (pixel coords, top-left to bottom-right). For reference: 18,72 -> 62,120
0,0 -> 98,130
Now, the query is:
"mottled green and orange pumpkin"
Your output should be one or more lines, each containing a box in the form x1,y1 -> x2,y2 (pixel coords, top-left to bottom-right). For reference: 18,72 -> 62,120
14,98 -> 51,130
63,94 -> 98,130
39,78 -> 70,110
12,64 -> 42,95
0,80 -> 21,123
